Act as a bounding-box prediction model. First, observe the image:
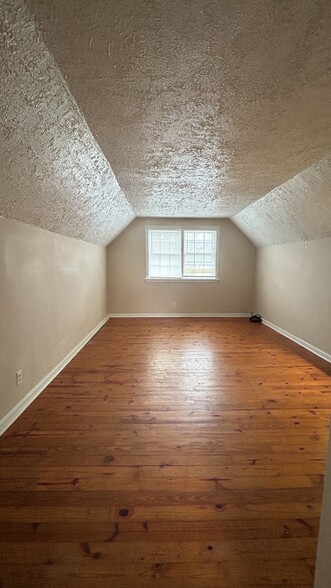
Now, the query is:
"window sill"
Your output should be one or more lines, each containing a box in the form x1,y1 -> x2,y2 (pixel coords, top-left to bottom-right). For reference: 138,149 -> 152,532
145,278 -> 220,282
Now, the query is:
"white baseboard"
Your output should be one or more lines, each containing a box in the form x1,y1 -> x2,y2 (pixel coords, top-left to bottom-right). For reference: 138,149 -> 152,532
262,319 -> 331,364
109,313 -> 250,318
0,314 -> 110,436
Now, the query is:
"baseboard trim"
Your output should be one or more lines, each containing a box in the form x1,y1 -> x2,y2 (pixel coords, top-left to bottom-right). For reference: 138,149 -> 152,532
262,319 -> 331,364
0,314 -> 110,436
109,313 -> 251,318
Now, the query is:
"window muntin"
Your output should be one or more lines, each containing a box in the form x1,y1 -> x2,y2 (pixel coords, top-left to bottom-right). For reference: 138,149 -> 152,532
147,228 -> 218,280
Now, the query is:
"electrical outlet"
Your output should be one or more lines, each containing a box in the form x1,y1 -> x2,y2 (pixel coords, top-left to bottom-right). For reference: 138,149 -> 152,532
16,370 -> 23,386
304,241 -> 309,248
172,301 -> 177,308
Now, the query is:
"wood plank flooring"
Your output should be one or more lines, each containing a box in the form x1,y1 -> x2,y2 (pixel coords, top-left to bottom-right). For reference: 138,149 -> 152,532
0,318 -> 330,588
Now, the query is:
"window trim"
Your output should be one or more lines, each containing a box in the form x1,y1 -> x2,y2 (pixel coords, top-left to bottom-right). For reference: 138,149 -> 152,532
145,226 -> 220,281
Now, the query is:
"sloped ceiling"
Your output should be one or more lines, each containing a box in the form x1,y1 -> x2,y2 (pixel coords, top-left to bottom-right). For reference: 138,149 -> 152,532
232,157 -> 331,246
0,0 -> 134,245
1,0 -> 331,245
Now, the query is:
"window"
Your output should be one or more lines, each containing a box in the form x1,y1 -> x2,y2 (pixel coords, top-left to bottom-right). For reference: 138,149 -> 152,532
146,228 -> 218,280
148,229 -> 182,279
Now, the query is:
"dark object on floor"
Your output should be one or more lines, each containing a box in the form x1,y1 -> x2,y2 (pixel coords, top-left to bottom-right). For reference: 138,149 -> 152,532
250,313 -> 262,323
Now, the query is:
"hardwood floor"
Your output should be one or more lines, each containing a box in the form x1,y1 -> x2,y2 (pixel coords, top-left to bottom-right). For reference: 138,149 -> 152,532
0,318 -> 330,587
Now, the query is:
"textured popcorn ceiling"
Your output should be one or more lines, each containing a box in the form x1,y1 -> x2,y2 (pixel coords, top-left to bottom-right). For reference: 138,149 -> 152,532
232,158 -> 331,246
1,0 -> 331,245
26,0 -> 331,224
0,0 -> 134,246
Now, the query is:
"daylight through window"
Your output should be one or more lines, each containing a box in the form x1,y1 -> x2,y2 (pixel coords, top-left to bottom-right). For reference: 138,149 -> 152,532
147,228 -> 218,280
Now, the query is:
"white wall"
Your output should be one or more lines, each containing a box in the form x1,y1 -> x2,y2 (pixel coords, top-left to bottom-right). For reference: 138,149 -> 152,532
255,237 -> 331,357
0,217 -> 107,424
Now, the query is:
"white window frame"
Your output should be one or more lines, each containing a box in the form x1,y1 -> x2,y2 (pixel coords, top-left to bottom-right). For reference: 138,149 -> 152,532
145,226 -> 220,282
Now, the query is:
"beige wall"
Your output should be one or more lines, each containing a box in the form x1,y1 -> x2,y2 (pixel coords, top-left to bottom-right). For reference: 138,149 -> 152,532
255,237 -> 331,356
107,218 -> 256,314
0,217 -> 107,422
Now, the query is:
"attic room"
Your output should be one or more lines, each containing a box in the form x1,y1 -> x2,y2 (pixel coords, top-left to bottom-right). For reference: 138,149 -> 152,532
0,0 -> 330,586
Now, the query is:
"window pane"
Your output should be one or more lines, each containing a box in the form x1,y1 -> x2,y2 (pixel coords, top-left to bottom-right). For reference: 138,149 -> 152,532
170,242 -> 179,254
148,230 -> 181,278
183,230 -> 217,278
